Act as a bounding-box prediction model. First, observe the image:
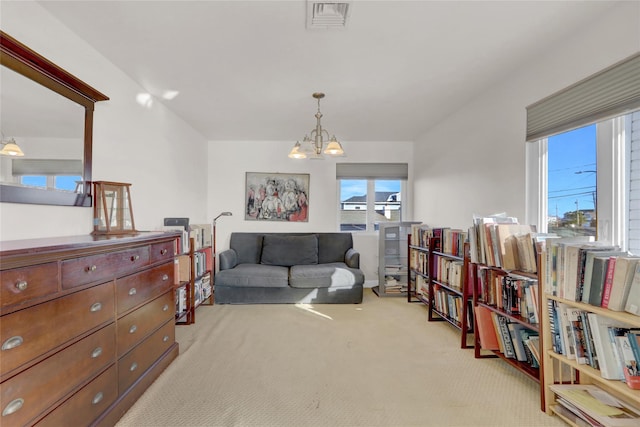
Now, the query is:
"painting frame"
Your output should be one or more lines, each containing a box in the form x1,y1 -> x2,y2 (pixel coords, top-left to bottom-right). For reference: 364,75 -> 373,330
245,172 -> 310,222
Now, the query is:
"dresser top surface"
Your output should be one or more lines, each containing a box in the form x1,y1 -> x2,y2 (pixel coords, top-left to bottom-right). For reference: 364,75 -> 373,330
0,231 -> 180,261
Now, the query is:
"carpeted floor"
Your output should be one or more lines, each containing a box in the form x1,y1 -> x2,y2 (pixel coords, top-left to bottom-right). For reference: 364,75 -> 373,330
114,289 -> 565,427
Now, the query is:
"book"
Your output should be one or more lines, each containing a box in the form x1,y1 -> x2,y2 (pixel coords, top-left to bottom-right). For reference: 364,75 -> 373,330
581,249 -> 625,304
608,327 -> 640,382
625,262 -> 640,316
567,307 -> 589,364
549,384 -> 640,426
474,305 -> 500,350
587,313 -> 627,380
587,256 -> 611,306
580,310 -> 598,369
558,302 -> 577,359
606,256 -> 640,311
626,331 -> 640,376
495,315 -> 516,359
601,257 -> 618,308
507,323 -> 528,362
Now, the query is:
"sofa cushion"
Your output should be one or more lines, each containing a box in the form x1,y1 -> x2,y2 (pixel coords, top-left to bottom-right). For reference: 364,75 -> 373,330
230,233 -> 264,264
215,264 -> 289,288
318,233 -> 353,264
289,262 -> 365,288
260,234 -> 318,267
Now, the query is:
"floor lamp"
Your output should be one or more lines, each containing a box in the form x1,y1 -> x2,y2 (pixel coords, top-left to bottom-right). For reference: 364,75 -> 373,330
213,212 -> 232,300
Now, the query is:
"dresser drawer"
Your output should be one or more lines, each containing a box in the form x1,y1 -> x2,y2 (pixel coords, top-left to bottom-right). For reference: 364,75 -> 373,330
150,240 -> 175,264
1,262 -> 58,310
116,262 -> 174,315
117,291 -> 174,358
36,364 -> 117,427
1,282 -> 115,377
0,324 -> 115,427
61,246 -> 150,289
118,319 -> 175,394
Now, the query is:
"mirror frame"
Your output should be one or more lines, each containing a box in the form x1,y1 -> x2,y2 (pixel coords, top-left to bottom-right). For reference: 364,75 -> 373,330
0,30 -> 108,206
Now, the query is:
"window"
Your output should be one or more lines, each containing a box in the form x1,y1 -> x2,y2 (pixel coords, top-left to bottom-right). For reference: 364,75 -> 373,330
547,124 -> 597,238
336,163 -> 408,232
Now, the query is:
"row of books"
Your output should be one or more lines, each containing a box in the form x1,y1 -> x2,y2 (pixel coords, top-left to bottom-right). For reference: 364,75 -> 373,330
549,300 -> 640,384
545,240 -> 640,316
432,255 -> 463,291
414,275 -> 429,299
410,249 -> 429,275
432,284 -> 472,330
469,214 -> 537,272
474,305 -> 540,367
476,268 -> 539,324
409,224 -> 468,257
410,224 -> 433,248
163,222 -> 212,254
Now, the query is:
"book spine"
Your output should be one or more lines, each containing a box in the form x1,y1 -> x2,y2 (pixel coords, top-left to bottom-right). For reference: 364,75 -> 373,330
601,257 -> 617,308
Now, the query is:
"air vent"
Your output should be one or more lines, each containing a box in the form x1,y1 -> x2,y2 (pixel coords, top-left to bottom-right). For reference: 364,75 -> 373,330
306,1 -> 351,29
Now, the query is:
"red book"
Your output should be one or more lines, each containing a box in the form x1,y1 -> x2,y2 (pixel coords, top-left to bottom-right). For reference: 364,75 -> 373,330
474,305 -> 500,350
601,257 -> 618,308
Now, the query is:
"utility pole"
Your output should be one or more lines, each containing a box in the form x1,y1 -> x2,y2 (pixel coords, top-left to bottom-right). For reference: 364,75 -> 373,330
575,199 -> 580,227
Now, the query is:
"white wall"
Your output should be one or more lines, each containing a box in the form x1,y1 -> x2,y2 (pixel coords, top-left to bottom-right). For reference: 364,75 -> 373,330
0,2 -> 208,240
207,140 -> 414,283
413,1 -> 640,230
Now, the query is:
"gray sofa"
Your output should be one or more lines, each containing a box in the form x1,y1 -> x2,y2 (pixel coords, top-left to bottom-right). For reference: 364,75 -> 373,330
214,232 -> 364,304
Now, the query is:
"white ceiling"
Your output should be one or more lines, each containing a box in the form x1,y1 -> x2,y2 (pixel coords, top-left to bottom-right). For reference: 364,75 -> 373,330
38,0 -> 619,142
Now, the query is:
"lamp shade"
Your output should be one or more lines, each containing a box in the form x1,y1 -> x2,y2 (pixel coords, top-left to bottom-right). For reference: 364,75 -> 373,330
0,139 -> 25,157
324,138 -> 344,156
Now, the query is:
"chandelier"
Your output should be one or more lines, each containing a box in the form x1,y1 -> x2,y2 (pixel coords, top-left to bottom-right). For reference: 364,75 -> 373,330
288,92 -> 345,160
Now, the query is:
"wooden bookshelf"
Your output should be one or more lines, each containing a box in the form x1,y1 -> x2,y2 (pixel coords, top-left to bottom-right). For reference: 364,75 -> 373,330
175,231 -> 213,325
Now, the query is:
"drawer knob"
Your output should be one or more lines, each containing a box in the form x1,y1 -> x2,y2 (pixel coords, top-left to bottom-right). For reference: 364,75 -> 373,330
128,288 -> 137,296
2,336 -> 23,351
129,325 -> 137,334
92,392 -> 104,405
15,281 -> 28,291
130,362 -> 138,372
163,304 -> 169,312
131,255 -> 140,262
162,274 -> 169,281
91,347 -> 103,359
90,302 -> 102,312
161,248 -> 168,255
86,265 -> 97,273
2,398 -> 24,417
163,335 -> 169,342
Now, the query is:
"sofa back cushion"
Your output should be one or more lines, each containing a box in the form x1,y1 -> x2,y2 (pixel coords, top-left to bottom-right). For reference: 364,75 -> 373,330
260,234 -> 318,266
230,233 -> 264,264
318,233 -> 353,263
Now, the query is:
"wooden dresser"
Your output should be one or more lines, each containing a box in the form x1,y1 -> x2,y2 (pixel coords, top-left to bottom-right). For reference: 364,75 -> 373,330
0,232 -> 180,426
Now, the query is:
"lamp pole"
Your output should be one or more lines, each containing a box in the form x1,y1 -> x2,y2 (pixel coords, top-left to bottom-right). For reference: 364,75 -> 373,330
213,211 -> 232,273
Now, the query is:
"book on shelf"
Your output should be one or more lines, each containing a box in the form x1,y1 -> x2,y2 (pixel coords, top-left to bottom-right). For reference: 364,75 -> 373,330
580,249 -> 626,304
625,262 -> 640,316
600,257 -> 618,308
550,383 -> 640,427
558,302 -> 578,360
495,314 -> 516,359
608,327 -> 640,383
474,305 -> 500,351
176,254 -> 190,283
587,313 -> 629,380
604,256 -> 640,311
567,308 -> 589,365
508,323 -> 529,362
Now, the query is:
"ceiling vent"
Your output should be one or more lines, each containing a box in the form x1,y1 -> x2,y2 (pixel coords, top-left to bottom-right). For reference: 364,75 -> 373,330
306,1 -> 351,29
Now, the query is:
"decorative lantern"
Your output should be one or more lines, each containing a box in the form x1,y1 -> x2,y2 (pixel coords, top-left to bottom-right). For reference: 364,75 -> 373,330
92,181 -> 137,235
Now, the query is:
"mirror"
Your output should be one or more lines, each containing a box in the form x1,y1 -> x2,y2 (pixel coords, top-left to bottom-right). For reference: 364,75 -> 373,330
0,30 -> 108,206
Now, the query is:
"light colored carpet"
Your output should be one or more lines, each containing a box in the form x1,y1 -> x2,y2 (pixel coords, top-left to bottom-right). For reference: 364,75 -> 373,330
115,289 -> 564,427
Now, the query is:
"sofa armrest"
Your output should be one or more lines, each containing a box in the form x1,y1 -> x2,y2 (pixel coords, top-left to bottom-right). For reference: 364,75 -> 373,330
345,248 -> 360,269
218,249 -> 238,270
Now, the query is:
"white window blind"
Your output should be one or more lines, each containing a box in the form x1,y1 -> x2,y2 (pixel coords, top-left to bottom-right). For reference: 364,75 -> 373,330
526,52 -> 640,142
336,163 -> 408,179
12,159 -> 82,175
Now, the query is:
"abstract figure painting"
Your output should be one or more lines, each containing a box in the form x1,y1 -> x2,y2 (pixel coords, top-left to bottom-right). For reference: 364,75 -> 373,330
245,172 -> 309,222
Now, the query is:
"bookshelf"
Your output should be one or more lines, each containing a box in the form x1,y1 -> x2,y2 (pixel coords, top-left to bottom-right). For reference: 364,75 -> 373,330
472,264 -> 542,387
374,222 -> 420,297
430,239 -> 473,349
540,246 -> 640,424
408,225 -> 473,349
174,226 -> 213,325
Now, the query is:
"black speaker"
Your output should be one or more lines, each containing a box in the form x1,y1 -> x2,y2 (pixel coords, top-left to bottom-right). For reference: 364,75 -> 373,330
163,217 -> 189,230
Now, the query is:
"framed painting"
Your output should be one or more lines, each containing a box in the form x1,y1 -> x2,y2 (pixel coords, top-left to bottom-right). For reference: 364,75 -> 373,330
245,172 -> 309,222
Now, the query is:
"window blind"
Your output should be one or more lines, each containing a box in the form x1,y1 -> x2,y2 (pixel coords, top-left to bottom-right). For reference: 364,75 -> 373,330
336,163 -> 408,179
12,159 -> 82,175
526,52 -> 640,142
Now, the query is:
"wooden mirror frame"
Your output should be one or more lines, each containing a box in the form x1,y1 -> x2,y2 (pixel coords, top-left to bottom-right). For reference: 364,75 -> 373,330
0,30 -> 109,206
